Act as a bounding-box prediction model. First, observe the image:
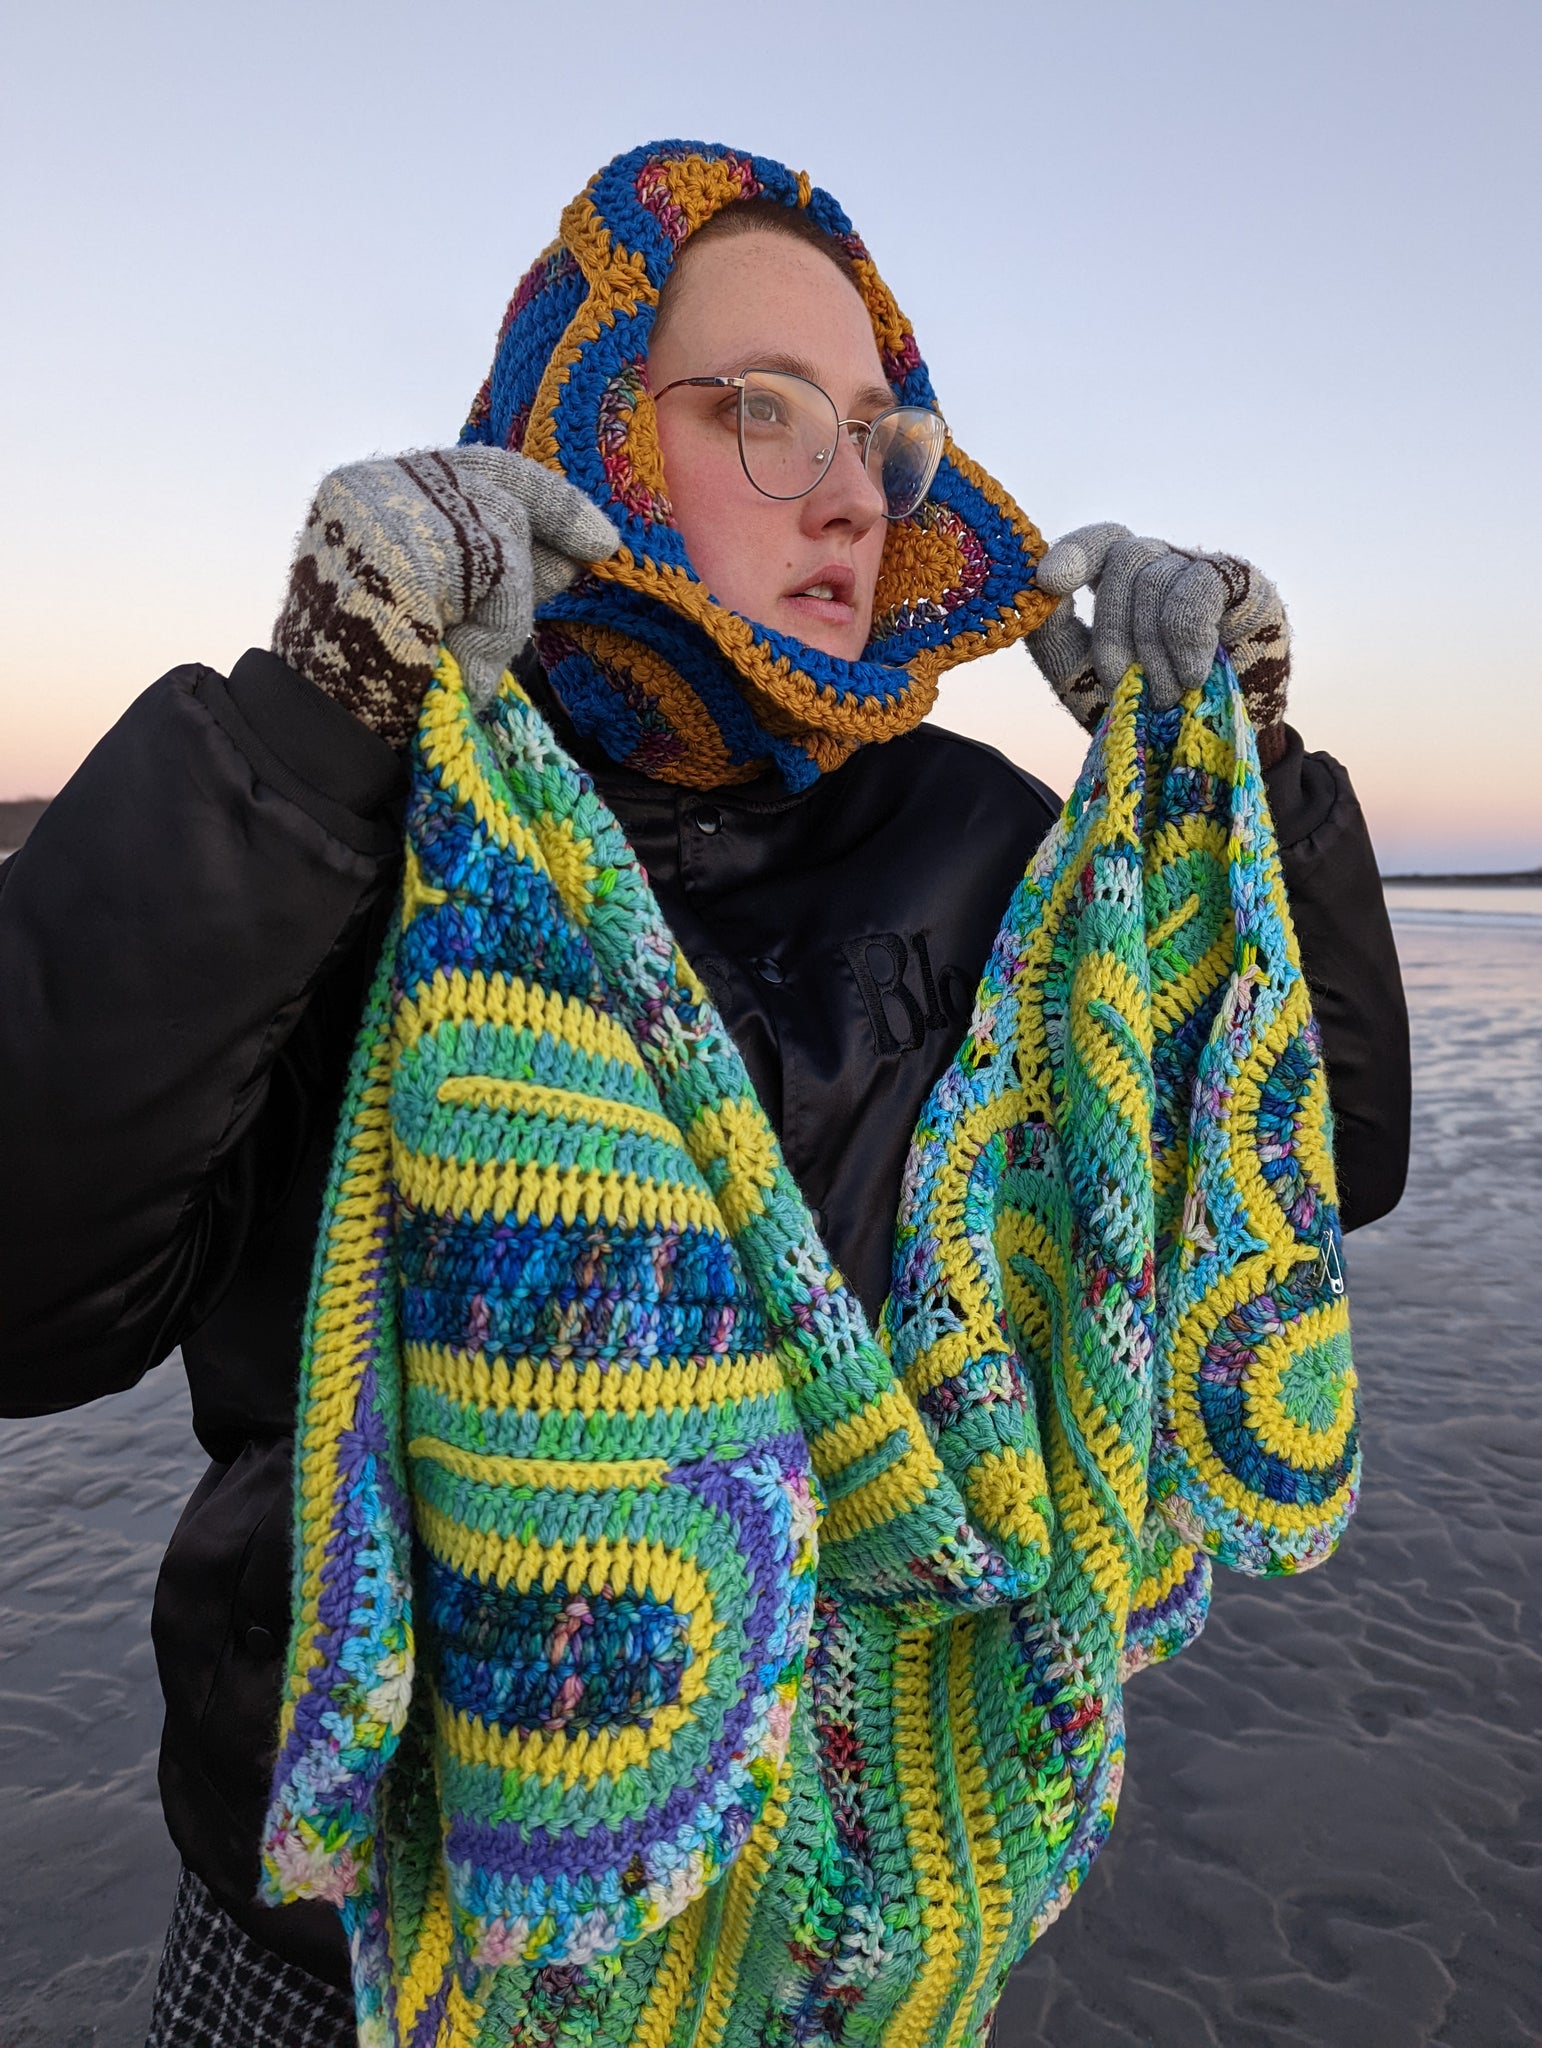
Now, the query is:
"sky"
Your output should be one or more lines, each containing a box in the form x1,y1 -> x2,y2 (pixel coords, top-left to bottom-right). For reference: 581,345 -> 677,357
1,0 -> 1537,870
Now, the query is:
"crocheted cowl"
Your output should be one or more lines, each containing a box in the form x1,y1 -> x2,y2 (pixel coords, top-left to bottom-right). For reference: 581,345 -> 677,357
457,140 -> 1055,790
260,621 -> 1357,2043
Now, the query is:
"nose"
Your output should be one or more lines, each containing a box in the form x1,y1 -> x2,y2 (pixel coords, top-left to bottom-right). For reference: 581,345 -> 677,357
800,422 -> 886,537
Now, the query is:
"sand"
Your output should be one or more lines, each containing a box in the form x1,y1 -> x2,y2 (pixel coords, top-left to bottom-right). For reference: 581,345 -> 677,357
1,907 -> 1538,2048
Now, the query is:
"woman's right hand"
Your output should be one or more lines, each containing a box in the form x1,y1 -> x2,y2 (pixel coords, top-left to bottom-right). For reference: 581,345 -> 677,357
272,448 -> 619,748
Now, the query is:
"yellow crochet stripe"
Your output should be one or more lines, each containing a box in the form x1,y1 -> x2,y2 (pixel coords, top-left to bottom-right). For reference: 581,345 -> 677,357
1148,854 -> 1232,1040
415,1504 -> 721,1669
1130,1526 -> 1202,1611
684,1096 -> 781,1232
406,1438 -> 670,1491
435,1074 -> 685,1152
965,1445 -> 1053,1555
401,844 -> 447,927
943,1619 -> 1014,2048
1045,1412 -> 1137,1634
416,653 -> 545,873
430,1567 -> 717,1789
1071,950 -> 1155,1073
532,810 -> 601,927
1174,700 -> 1234,780
632,1890 -> 713,2048
1004,809 -> 1116,1096
1228,980 -> 1336,1253
1294,1060 -> 1339,1208
1103,666 -> 1146,842
1057,1322 -> 1148,1548
1240,1303 -> 1358,1466
1146,889 -> 1199,953
998,1208 -> 1068,1375
395,968 -> 648,1080
818,1429 -> 948,1546
886,1627 -> 962,2048
803,1384 -> 919,1477
407,1343 -> 788,1421
392,1150 -> 727,1234
393,1861 -> 459,2039
695,1744 -> 796,2048
1164,1259 -> 1358,1535
900,1091 -> 1027,1401
277,1000 -> 396,1755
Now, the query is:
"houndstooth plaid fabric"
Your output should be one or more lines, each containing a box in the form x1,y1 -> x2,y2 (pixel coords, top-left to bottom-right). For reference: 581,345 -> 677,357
145,1865 -> 356,2047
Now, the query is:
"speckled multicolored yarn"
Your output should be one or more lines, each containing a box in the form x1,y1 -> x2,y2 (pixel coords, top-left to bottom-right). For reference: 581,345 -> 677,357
259,641 -> 1035,2046
458,140 -> 1056,791
260,634 -> 1356,2045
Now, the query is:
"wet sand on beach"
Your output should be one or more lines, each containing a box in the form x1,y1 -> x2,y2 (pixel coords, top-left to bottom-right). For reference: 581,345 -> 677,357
2,907 -> 1538,2048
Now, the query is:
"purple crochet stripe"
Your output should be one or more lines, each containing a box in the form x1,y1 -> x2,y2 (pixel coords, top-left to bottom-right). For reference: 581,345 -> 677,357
1129,1548 -> 1208,1631
276,1198 -> 403,1776
438,1441 -> 810,1881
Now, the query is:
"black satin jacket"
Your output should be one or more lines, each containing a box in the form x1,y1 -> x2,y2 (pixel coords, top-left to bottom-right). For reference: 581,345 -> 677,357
0,646 -> 1410,1985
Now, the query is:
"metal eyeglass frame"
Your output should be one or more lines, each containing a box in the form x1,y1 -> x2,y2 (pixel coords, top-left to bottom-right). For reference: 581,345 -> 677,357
650,369 -> 945,521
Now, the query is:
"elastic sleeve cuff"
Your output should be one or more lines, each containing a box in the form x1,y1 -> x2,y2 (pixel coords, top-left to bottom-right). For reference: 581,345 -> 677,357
199,649 -> 407,855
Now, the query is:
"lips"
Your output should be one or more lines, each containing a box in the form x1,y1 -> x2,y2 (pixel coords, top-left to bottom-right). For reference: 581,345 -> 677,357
784,563 -> 856,625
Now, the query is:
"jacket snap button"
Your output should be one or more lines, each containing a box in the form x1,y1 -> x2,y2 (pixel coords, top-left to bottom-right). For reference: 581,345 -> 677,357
811,1205 -> 827,1235
691,805 -> 722,835
755,957 -> 785,986
244,1624 -> 278,1659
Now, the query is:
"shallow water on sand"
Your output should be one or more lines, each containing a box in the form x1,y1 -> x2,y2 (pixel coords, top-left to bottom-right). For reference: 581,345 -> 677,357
1,911 -> 1538,2048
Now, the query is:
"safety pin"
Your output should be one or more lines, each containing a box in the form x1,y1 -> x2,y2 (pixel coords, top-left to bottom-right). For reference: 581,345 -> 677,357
1317,1236 -> 1346,1297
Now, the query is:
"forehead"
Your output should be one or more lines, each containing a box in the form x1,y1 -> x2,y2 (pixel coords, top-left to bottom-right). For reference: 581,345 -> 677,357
650,230 -> 889,395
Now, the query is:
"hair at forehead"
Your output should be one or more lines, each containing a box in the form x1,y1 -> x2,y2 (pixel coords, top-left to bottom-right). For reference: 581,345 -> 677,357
651,198 -> 863,350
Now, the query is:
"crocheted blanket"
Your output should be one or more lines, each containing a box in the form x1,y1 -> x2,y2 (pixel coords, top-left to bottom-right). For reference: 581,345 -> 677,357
261,648 -> 1356,2048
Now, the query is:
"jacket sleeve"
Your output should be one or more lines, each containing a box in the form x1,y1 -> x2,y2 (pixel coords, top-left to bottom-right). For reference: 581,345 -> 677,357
1262,725 -> 1410,1231
0,650 -> 405,1413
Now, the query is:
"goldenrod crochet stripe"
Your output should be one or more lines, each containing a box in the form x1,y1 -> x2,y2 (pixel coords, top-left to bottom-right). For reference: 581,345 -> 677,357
262,643 -> 1357,2047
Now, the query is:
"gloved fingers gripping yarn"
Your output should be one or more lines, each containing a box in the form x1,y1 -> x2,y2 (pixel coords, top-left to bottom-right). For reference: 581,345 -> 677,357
1028,524 -> 1292,761
272,446 -> 619,745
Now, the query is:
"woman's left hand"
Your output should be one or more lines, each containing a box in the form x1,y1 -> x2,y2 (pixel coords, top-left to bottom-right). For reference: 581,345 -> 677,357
1025,524 -> 1291,764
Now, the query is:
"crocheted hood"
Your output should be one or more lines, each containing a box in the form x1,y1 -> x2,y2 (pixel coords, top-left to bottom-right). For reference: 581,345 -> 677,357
460,139 -> 1055,788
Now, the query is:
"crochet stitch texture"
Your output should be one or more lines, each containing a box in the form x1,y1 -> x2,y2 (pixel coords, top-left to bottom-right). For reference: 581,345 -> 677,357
261,643 -> 1356,2047
459,141 -> 1056,791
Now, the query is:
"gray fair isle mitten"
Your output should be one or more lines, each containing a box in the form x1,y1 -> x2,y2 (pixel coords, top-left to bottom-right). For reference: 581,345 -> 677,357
1026,523 -> 1291,766
273,447 -> 619,748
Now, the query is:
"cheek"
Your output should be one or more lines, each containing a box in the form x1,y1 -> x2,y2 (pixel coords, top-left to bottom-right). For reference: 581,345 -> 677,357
657,423 -> 782,614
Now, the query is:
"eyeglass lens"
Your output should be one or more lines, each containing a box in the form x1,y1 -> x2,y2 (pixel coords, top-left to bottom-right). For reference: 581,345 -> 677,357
736,370 -> 944,520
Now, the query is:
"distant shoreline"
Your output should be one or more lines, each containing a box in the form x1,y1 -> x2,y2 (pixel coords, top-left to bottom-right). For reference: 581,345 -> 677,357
0,798 -> 50,851
1382,869 -> 1541,887
0,791 -> 1536,889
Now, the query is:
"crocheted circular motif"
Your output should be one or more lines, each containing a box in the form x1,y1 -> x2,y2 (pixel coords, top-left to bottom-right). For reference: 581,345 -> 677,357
460,139 -> 1056,788
385,693 -> 824,1964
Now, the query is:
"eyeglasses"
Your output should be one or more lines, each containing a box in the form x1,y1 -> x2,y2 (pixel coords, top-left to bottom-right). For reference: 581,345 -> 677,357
651,367 -> 946,521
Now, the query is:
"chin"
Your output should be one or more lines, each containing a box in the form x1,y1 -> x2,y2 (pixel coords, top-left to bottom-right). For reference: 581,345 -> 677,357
785,616 -> 870,663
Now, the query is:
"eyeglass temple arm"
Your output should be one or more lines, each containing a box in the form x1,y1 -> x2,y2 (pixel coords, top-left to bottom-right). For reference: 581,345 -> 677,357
649,376 -> 745,400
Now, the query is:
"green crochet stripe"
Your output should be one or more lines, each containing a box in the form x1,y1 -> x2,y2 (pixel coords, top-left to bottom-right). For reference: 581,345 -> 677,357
261,648 -> 1356,2048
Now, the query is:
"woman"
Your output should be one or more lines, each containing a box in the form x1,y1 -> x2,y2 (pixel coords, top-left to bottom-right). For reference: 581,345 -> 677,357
0,141 -> 1408,2046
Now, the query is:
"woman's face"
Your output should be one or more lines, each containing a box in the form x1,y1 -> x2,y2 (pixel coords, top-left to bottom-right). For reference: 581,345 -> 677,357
649,231 -> 891,661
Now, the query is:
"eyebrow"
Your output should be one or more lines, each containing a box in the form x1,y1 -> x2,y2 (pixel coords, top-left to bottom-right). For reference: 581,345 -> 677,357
714,349 -> 895,415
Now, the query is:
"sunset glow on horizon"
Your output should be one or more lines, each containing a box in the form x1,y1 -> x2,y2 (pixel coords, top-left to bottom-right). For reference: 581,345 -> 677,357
2,0 -> 1537,876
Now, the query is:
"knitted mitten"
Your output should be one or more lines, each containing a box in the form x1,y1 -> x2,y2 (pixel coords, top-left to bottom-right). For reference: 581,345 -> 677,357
1027,523 -> 1291,766
273,448 -> 619,747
